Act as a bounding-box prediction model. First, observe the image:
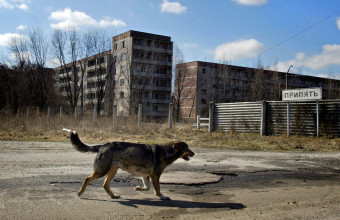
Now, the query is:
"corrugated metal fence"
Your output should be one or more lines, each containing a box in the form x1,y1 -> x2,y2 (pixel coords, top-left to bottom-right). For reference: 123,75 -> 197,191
212,100 -> 340,137
213,102 -> 263,133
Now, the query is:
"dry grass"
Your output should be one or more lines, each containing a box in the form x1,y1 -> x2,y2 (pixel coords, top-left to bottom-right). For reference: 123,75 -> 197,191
0,111 -> 339,152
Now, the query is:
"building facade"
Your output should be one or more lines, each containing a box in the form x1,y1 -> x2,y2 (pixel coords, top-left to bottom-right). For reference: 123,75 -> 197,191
56,50 -> 113,112
112,30 -> 173,117
175,61 -> 340,119
56,30 -> 173,118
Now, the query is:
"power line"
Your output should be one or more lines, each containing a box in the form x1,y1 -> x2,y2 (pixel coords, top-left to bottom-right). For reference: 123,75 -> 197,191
237,9 -> 340,66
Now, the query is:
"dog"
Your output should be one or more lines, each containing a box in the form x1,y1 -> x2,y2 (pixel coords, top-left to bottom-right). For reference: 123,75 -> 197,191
63,129 -> 195,200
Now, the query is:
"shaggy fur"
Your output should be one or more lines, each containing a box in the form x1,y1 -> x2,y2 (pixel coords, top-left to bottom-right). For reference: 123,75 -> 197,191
66,130 -> 194,200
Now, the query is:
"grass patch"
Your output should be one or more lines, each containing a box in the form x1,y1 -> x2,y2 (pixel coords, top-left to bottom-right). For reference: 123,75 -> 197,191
0,111 -> 339,152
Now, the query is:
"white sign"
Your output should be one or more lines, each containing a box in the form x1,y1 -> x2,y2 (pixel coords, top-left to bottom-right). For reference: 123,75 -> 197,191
282,88 -> 322,101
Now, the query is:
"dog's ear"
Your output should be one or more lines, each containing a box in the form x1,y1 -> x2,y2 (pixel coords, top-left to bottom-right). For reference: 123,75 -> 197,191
172,141 -> 186,151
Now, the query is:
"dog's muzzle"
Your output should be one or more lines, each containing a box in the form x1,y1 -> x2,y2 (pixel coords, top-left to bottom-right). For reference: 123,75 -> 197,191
182,150 -> 195,161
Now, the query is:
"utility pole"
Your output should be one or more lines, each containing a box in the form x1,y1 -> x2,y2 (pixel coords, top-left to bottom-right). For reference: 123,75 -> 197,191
286,65 -> 293,90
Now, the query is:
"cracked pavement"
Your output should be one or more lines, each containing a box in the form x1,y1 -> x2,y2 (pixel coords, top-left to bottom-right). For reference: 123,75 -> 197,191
0,141 -> 339,219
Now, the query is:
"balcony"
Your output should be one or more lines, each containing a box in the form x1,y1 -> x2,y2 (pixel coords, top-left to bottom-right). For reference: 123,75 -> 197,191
132,84 -> 171,92
87,74 -> 107,83
132,58 -> 171,67
87,64 -> 107,71
132,71 -> 171,79
133,44 -> 172,54
147,98 -> 171,104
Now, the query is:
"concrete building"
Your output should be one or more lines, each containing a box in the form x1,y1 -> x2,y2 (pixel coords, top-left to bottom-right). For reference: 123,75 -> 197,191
112,30 -> 173,117
175,61 -> 340,119
56,30 -> 173,118
56,50 -> 112,112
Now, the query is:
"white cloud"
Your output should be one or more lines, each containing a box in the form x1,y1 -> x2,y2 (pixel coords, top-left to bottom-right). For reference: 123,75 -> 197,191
99,18 -> 126,28
49,8 -> 126,29
49,8 -> 96,29
16,24 -> 27,30
0,0 -> 29,11
0,33 -> 22,46
183,43 -> 198,48
277,44 -> 340,72
214,39 -> 265,61
337,17 -> 340,30
46,58 -> 60,68
232,0 -> 268,6
16,3 -> 28,11
0,0 -> 14,9
160,0 -> 187,14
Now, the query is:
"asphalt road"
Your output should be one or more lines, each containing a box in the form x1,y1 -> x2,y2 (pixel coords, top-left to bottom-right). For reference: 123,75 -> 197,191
0,141 -> 339,219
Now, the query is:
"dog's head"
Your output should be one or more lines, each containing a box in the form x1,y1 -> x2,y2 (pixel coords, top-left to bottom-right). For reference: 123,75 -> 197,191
172,141 -> 195,161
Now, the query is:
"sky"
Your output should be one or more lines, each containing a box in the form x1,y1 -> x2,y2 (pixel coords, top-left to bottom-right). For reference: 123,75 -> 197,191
1,0 -> 340,78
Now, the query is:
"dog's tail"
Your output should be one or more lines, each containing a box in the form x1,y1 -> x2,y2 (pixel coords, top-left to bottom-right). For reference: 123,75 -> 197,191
63,128 -> 100,153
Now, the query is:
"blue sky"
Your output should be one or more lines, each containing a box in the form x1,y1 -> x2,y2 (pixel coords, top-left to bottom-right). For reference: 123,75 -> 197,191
1,0 -> 340,78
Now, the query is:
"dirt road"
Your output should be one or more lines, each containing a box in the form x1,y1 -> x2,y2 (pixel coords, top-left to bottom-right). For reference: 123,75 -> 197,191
0,141 -> 339,219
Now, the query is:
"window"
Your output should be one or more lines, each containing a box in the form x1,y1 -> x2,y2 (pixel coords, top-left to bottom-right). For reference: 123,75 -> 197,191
98,57 -> 105,64
153,68 -> 160,74
120,79 -> 125,86
146,52 -> 152,60
202,68 -> 206,74
120,92 -> 124,99
114,44 -> 117,50
121,66 -> 125,73
201,99 -> 207,104
153,105 -> 159,112
201,89 -> 207,95
140,40 -> 145,46
153,93 -> 159,99
121,53 -> 126,61
144,92 -> 149,99
160,68 -> 167,74
141,66 -> 146,72
122,41 -> 126,48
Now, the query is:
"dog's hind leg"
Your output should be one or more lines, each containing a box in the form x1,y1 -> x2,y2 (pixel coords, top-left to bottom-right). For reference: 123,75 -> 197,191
78,172 -> 102,196
151,174 -> 170,200
103,166 -> 120,199
135,176 -> 150,191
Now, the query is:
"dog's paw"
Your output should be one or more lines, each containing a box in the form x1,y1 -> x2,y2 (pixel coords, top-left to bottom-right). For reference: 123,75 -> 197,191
159,194 -> 171,200
111,194 -> 120,199
135,186 -> 149,191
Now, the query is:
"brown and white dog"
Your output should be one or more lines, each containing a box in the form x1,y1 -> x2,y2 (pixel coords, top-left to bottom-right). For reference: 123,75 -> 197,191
64,129 -> 195,200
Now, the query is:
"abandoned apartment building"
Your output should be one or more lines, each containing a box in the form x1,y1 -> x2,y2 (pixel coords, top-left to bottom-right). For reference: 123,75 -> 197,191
55,30 -> 173,118
175,61 -> 340,119
55,31 -> 340,120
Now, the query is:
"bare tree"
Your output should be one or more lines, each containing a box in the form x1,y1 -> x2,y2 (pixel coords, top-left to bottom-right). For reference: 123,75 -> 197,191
51,26 -> 84,111
114,39 -> 158,116
173,47 -> 197,121
84,28 -> 112,115
326,73 -> 340,99
248,59 -> 267,101
8,27 -> 54,110
211,60 -> 234,103
270,59 -> 284,101
0,62 -> 18,111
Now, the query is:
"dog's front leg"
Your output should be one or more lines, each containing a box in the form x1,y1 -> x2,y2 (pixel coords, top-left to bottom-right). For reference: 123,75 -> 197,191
135,176 -> 150,191
151,174 -> 170,200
